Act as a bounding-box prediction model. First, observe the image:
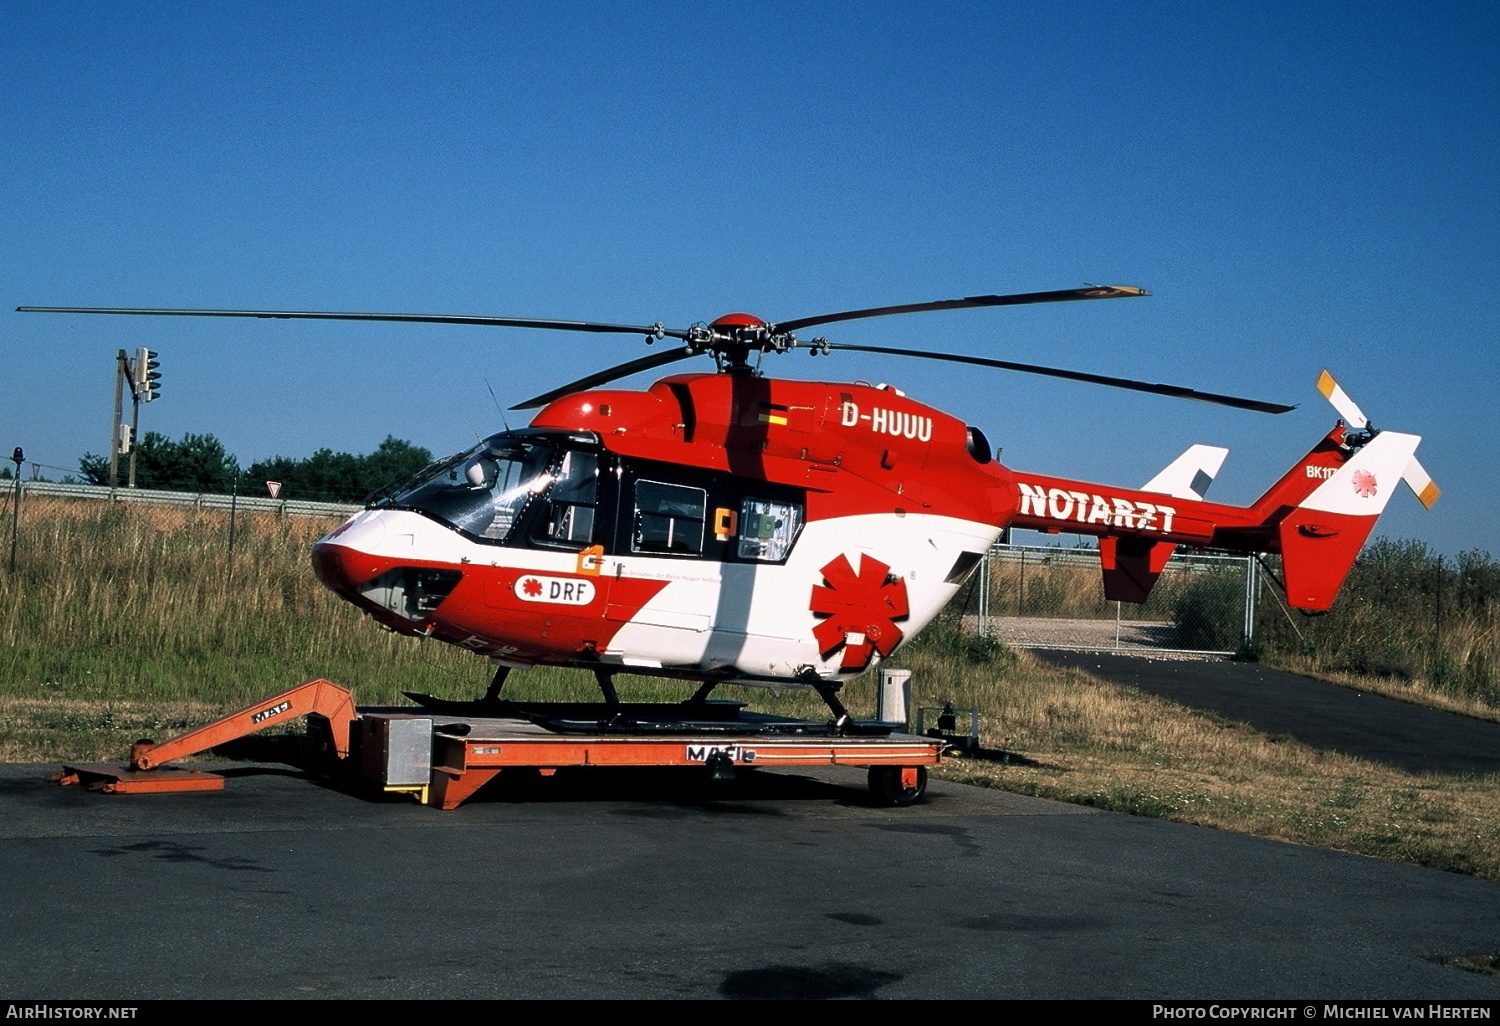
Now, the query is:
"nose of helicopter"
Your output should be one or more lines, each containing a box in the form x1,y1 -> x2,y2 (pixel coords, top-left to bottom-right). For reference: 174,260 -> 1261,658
310,539 -> 360,594
310,514 -> 384,594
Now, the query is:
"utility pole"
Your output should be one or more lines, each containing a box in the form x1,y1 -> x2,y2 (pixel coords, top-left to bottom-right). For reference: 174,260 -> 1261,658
108,348 -> 162,488
109,350 -> 128,487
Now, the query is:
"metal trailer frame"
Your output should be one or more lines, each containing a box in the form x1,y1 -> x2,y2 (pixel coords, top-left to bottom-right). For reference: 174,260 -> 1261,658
56,679 -> 943,810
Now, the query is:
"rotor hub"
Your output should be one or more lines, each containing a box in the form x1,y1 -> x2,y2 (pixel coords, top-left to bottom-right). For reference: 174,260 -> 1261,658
702,312 -> 789,370
708,312 -> 768,333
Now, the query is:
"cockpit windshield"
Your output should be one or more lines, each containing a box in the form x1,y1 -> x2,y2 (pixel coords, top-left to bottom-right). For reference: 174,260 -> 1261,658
374,432 -> 597,545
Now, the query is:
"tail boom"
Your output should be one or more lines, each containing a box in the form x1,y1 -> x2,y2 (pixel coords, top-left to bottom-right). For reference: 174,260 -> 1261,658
1006,427 -> 1424,612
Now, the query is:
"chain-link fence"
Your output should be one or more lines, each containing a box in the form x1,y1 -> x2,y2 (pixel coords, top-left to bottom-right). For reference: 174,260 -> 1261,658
3,479 -> 359,519
0,482 -> 355,579
961,542 -> 1260,655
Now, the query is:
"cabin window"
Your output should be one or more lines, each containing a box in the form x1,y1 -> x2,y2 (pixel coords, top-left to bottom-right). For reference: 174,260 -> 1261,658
738,497 -> 802,562
632,480 -> 706,555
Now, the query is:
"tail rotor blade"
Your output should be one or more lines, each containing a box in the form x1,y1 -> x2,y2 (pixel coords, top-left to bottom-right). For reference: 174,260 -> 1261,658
1317,370 -> 1438,509
1404,457 -> 1441,509
1317,369 -> 1370,429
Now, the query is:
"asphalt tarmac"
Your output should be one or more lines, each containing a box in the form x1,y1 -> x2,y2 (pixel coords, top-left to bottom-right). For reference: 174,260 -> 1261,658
1035,651 -> 1500,777
3,742 -> 1500,999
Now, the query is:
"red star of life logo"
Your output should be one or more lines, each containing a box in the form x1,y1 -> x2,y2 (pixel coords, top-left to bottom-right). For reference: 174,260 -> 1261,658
809,553 -> 910,671
1351,469 -> 1378,499
521,577 -> 543,598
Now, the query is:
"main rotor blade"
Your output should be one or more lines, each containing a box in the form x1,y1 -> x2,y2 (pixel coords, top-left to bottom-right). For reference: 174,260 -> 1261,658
16,306 -> 694,340
510,346 -> 700,410
824,342 -> 1295,414
772,285 -> 1149,335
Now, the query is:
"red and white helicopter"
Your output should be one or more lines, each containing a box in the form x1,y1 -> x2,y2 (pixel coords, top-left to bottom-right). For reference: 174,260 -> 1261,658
22,287 -> 1438,726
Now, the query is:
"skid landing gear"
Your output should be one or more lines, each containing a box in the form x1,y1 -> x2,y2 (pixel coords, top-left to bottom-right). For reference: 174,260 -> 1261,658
480,666 -> 510,706
801,674 -> 887,736
684,681 -> 719,705
594,671 -> 636,728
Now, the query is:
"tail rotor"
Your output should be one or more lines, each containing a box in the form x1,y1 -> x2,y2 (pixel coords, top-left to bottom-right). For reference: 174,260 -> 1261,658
1317,369 -> 1440,509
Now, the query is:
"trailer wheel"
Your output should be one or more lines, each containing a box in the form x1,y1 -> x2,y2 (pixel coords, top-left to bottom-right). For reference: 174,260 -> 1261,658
868,765 -> 927,806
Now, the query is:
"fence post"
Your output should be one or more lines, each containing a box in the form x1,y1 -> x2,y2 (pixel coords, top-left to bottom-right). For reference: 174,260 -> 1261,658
1242,555 -> 1257,651
977,552 -> 991,637
8,448 -> 23,572
227,473 -> 240,582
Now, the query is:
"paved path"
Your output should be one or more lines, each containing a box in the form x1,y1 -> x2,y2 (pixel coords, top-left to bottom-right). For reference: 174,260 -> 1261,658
3,762 -> 1500,999
1035,651 -> 1500,777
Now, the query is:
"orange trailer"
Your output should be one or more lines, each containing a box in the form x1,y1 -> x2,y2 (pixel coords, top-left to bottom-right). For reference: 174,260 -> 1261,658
56,679 -> 943,810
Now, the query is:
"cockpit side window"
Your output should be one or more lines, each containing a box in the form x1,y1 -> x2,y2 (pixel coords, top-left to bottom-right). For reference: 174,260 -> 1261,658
531,449 -> 600,549
385,438 -> 555,543
480,445 -> 553,540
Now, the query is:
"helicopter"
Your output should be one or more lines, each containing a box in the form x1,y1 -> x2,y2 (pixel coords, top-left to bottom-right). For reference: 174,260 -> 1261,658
20,286 -> 1438,727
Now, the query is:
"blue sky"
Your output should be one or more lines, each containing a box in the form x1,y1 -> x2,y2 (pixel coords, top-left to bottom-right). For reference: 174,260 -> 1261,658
2,1 -> 1494,554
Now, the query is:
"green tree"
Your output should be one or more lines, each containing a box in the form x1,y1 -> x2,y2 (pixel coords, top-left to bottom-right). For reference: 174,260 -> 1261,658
358,436 -> 434,495
245,436 -> 432,503
77,433 -> 433,500
78,452 -> 108,484
78,432 -> 242,492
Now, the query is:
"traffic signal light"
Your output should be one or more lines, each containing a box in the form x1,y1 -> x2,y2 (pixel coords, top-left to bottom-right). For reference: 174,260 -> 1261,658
134,348 -> 162,402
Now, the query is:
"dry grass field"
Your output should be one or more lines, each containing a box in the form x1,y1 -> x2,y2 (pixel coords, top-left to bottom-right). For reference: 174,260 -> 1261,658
2,495 -> 1497,880
892,628 -> 1500,879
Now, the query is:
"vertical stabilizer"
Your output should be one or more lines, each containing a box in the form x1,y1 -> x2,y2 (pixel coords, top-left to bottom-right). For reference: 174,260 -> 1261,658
1142,444 -> 1229,501
1278,430 -> 1421,610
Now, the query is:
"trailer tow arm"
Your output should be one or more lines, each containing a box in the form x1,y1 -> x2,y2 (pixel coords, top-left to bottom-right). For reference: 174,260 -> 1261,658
56,678 -> 356,794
